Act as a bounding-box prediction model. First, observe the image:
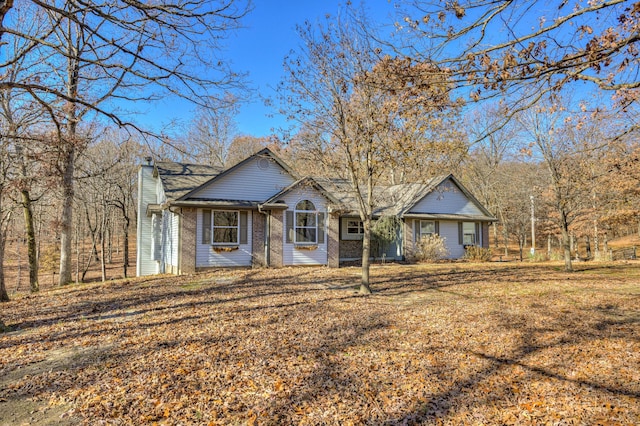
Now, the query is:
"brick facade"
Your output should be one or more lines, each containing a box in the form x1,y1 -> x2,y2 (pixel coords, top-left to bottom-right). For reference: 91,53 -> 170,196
339,240 -> 362,260
327,213 -> 340,267
181,208 -> 197,274
252,211 -> 266,267
269,210 -> 283,267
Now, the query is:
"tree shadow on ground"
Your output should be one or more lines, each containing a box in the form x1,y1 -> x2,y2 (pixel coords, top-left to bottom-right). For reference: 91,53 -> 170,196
1,264 -> 639,424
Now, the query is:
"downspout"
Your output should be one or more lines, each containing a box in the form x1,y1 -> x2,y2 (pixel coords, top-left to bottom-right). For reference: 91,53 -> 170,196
397,215 -> 403,260
258,204 -> 270,267
265,213 -> 271,266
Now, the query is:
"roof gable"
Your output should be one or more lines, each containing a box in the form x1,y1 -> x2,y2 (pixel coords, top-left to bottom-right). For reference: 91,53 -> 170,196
263,176 -> 340,208
404,175 -> 494,218
181,148 -> 297,202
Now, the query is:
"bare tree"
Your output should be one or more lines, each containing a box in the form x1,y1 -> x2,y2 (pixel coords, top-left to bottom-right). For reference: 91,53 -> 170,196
280,7 -> 457,293
400,1 -> 639,108
0,115 -> 17,302
463,105 -> 518,254
0,3 -> 49,293
1,0 -> 250,284
517,97 -> 608,271
183,95 -> 240,167
65,127 -> 139,281
226,135 -> 272,167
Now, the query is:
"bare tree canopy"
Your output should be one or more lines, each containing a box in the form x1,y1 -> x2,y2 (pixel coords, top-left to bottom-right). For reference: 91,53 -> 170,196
0,0 -> 250,128
399,1 -> 639,110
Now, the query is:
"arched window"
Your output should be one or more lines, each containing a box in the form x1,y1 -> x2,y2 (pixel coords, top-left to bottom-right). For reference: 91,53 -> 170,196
295,200 -> 317,244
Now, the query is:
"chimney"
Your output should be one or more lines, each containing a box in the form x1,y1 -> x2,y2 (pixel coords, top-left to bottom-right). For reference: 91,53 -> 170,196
144,156 -> 152,166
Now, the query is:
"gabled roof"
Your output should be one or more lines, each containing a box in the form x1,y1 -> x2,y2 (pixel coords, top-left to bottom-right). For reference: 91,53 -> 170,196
176,148 -> 297,201
262,176 -> 341,209
375,176 -> 446,217
310,175 -> 445,217
155,162 -> 224,201
150,150 -> 495,221
313,174 -> 495,221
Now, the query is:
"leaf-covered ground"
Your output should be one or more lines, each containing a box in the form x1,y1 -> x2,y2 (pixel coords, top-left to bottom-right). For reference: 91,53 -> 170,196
1,262 -> 639,425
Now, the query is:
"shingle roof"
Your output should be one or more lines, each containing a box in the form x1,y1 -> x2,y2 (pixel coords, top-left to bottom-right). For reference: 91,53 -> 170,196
153,156 -> 495,221
155,162 -> 224,201
313,175 -> 446,216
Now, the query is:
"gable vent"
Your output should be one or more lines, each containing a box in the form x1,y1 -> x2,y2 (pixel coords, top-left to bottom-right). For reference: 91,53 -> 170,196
257,157 -> 270,170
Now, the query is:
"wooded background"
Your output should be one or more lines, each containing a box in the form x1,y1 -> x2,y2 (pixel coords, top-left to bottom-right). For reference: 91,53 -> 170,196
0,0 -> 638,299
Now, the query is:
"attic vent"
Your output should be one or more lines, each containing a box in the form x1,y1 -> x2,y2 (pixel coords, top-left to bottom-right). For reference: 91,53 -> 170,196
257,157 -> 270,170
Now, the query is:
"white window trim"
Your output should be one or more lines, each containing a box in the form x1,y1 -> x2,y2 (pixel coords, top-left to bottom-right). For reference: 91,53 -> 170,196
294,200 -> 317,245
462,222 -> 476,246
419,220 -> 435,240
347,219 -> 364,235
341,217 -> 364,240
211,210 -> 240,245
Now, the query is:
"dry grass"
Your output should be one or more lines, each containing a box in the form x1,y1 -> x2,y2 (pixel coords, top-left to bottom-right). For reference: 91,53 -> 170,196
1,262 -> 639,425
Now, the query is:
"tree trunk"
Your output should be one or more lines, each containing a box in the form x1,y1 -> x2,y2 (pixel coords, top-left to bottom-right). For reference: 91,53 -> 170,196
0,207 -> 8,302
59,26 -> 80,286
560,212 -> 573,272
359,150 -> 373,295
360,218 -> 372,294
59,146 -> 75,285
518,238 -> 524,261
123,215 -> 130,278
593,220 -> 600,259
502,225 -> 509,257
0,267 -> 8,302
100,202 -> 107,282
22,189 -> 38,292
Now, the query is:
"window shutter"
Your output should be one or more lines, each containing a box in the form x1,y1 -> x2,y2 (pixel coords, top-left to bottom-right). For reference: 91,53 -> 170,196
458,222 -> 463,245
286,210 -> 293,243
435,221 -> 440,235
202,210 -> 211,244
414,220 -> 420,243
475,222 -> 480,245
318,212 -> 325,244
239,211 -> 248,245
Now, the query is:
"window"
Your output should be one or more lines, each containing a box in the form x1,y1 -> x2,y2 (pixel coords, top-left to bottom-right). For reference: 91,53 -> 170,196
287,203 -> 325,245
462,222 -> 476,245
340,218 -> 364,240
346,220 -> 364,236
203,210 -> 243,245
213,211 -> 239,244
295,200 -> 317,244
419,220 -> 435,239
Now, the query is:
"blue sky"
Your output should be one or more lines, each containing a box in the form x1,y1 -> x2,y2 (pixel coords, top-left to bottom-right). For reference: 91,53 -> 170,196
145,1 -> 399,138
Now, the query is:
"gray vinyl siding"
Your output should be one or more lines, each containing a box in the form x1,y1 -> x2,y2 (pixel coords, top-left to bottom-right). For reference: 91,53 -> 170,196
281,188 -> 328,266
412,219 -> 484,259
409,179 -> 485,216
196,209 -> 253,267
136,165 -> 159,276
436,220 -> 466,259
189,157 -> 295,201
